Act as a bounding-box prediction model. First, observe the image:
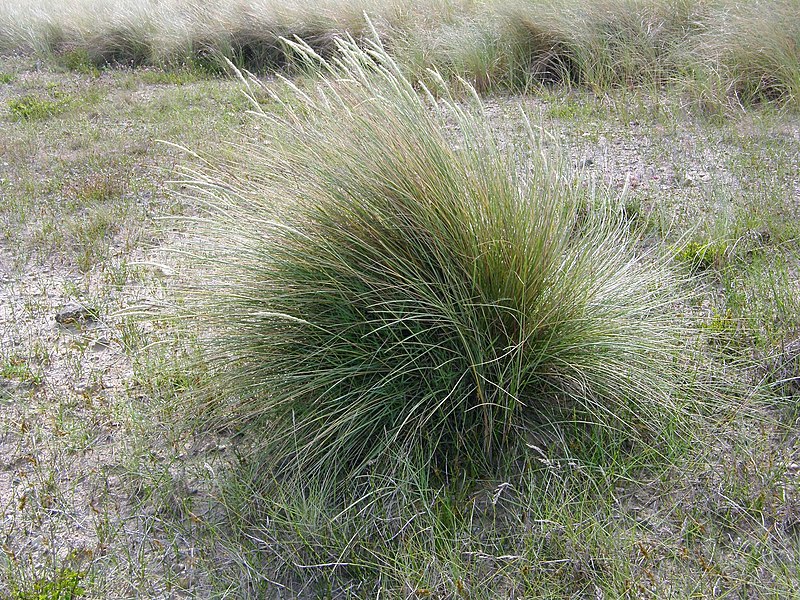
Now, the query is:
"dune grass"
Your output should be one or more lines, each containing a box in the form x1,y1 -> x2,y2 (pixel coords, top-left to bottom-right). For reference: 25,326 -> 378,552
166,36 -> 737,595
700,0 -> 800,105
0,1 -> 797,597
180,35 -> 702,497
1,0 -> 799,107
505,0 -> 707,87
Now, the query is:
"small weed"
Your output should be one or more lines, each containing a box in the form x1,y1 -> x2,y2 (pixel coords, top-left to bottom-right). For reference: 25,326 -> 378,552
8,92 -> 69,121
0,72 -> 15,84
1,355 -> 42,385
675,240 -> 727,272
67,171 -> 127,204
139,67 -> 208,86
11,567 -> 85,600
701,307 -> 737,336
59,49 -> 100,76
546,99 -> 600,121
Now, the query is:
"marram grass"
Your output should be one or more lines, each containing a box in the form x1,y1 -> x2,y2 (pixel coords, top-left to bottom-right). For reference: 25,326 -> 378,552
3,0 -> 800,105
701,0 -> 800,105
182,36 -> 695,485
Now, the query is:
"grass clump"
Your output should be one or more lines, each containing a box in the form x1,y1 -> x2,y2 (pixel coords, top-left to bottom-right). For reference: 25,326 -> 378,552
183,35 -> 696,488
0,355 -> 42,385
395,15 -> 526,94
507,0 -> 706,89
700,0 -> 800,105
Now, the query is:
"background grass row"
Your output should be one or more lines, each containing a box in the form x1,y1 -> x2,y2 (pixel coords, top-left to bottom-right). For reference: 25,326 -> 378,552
1,0 -> 799,107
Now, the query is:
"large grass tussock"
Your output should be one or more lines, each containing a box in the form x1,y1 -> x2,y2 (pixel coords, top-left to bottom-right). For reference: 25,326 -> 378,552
184,37 -> 693,485
700,0 -> 800,104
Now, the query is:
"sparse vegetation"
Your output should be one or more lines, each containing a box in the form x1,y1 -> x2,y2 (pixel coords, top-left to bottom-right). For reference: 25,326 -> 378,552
0,1 -> 798,598
58,48 -> 100,76
138,66 -> 210,85
0,354 -> 42,385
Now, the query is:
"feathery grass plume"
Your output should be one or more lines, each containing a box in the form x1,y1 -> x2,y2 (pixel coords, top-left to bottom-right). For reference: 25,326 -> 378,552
181,33 -> 693,485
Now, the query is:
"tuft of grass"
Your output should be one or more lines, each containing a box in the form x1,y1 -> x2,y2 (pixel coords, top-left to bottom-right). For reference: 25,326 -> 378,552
66,170 -> 128,204
83,22 -> 156,67
0,72 -> 15,83
0,355 -> 42,386
181,35 -> 697,489
396,15 -> 526,94
507,0 -> 707,89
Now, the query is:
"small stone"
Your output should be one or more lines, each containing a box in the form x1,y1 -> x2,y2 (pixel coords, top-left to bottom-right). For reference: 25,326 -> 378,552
0,380 -> 16,401
55,303 -> 95,325
75,381 -> 102,395
91,336 -> 111,352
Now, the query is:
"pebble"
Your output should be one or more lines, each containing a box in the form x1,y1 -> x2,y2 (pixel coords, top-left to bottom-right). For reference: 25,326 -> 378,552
55,303 -> 95,325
